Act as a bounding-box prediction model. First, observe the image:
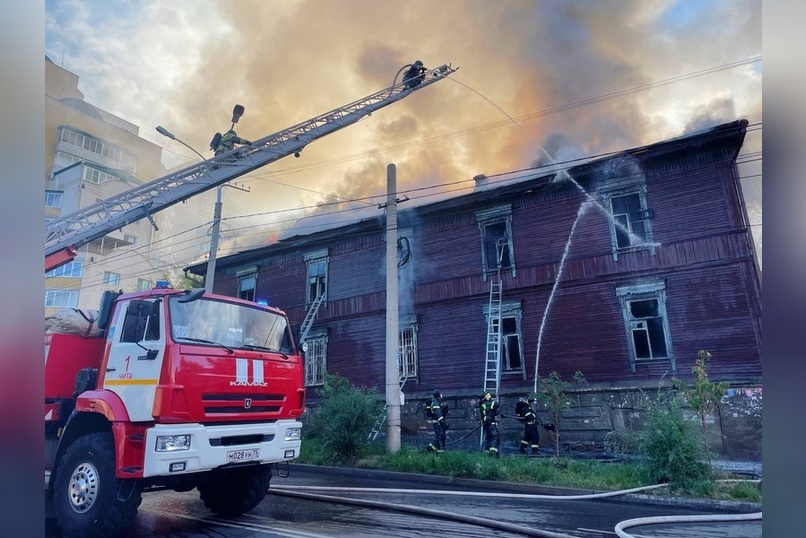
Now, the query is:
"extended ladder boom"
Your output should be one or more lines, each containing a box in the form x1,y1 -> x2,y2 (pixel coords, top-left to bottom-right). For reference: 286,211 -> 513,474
45,64 -> 458,271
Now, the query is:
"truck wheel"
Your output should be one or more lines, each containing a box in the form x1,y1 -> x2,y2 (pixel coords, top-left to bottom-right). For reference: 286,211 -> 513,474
198,464 -> 271,516
52,432 -> 142,538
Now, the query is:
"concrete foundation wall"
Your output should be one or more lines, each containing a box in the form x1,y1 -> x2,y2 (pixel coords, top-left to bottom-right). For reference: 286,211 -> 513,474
394,385 -> 762,461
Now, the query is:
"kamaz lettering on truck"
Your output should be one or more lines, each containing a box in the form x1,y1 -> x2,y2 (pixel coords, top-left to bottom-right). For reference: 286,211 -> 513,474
45,283 -> 305,537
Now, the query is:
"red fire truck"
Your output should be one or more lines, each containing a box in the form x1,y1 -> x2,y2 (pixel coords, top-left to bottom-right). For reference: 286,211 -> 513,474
44,63 -> 456,537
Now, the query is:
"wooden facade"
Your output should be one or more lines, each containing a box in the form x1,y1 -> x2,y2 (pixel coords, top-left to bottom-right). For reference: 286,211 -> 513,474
190,119 -> 762,403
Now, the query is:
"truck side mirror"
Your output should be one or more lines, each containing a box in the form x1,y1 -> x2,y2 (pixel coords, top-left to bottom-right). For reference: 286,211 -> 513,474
97,290 -> 121,331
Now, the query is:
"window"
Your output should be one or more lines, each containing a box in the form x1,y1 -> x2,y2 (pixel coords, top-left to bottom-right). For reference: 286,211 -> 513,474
124,234 -> 137,245
239,274 -> 256,301
483,300 -> 525,376
103,271 -> 120,286
52,151 -> 81,171
600,188 -> 654,261
59,128 -> 137,174
121,300 -> 160,342
136,278 -> 151,291
501,317 -> 523,371
611,193 -> 648,248
475,205 -> 516,279
399,323 -> 418,380
46,261 -> 83,278
45,190 -> 63,207
46,289 -> 79,308
304,334 -> 327,386
305,249 -> 329,305
616,281 -> 674,373
83,166 -> 122,185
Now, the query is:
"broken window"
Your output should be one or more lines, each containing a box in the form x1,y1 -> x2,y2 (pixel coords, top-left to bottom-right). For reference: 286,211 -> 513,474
305,249 -> 329,306
610,192 -> 649,249
483,300 -> 526,378
475,205 -> 516,280
502,317 -> 522,371
616,282 -> 674,373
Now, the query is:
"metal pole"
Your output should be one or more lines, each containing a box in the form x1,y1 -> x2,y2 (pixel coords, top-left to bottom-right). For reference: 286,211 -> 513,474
385,163 -> 401,453
205,186 -> 222,293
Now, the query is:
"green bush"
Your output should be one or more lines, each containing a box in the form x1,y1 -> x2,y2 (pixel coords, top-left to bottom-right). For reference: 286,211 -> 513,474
603,429 -> 640,455
304,374 -> 382,463
639,395 -> 711,493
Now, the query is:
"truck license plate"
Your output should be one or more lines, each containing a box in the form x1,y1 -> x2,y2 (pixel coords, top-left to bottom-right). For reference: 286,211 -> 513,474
226,448 -> 260,462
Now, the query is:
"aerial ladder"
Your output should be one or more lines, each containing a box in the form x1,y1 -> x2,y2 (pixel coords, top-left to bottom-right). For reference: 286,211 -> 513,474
480,238 -> 506,447
45,63 -> 458,272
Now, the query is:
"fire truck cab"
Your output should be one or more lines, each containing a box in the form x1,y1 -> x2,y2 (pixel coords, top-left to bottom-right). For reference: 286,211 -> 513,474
45,281 -> 305,537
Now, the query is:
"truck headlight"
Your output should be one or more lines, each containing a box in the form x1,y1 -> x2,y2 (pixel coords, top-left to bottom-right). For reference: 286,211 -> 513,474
284,428 -> 301,441
156,434 -> 191,452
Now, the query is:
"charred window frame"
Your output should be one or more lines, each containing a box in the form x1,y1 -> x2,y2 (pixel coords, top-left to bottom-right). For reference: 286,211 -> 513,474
304,249 -> 329,306
483,300 -> 526,378
601,186 -> 655,261
475,205 -> 516,281
304,328 -> 327,387
616,281 -> 674,373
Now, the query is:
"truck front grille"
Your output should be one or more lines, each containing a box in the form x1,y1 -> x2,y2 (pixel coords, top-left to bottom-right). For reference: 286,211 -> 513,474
201,393 -> 284,415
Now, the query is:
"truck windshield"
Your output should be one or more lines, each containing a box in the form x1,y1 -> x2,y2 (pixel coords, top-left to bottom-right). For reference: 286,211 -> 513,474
168,296 -> 293,353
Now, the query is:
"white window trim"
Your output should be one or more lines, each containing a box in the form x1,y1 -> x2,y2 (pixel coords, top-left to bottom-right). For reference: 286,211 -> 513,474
304,328 -> 328,387
399,315 -> 419,382
616,281 -> 675,373
600,185 -> 655,261
45,289 -> 79,308
45,190 -> 63,208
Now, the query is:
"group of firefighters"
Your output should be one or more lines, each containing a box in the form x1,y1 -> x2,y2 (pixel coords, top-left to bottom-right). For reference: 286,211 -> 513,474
427,390 -> 553,456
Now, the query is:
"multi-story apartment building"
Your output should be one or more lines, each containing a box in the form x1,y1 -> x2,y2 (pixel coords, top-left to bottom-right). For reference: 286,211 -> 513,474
189,119 -> 762,459
45,56 -> 167,316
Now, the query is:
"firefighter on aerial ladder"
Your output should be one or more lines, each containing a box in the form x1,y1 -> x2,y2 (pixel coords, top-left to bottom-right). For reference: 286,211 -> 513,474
210,104 -> 252,156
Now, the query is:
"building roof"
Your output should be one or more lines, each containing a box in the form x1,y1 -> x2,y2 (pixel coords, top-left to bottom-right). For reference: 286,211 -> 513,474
186,118 -> 748,276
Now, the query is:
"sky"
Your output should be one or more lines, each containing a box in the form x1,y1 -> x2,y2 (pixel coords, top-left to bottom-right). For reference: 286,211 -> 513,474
44,0 -> 762,273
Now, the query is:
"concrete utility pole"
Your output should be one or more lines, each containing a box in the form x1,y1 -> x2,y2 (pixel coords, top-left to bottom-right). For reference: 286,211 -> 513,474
205,187 -> 223,293
204,182 -> 249,293
385,163 -> 401,453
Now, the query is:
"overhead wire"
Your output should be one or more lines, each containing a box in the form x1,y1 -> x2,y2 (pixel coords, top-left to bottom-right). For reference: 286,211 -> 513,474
55,59 -> 762,294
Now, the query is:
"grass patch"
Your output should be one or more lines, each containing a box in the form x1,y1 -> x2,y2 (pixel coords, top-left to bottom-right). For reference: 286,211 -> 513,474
296,438 -> 760,503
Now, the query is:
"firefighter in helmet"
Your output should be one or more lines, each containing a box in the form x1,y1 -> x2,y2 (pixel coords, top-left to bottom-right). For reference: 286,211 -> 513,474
403,60 -> 427,89
427,390 -> 448,452
515,398 -> 541,454
479,391 -> 500,457
213,129 -> 251,156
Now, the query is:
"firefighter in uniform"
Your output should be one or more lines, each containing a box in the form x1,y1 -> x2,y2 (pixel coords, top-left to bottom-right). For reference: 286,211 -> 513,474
403,60 -> 427,89
213,129 -> 251,156
479,392 -> 500,457
515,398 -> 540,454
427,390 -> 448,453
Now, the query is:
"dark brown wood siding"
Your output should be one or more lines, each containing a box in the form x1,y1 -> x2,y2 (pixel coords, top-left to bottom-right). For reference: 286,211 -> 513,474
207,121 -> 762,396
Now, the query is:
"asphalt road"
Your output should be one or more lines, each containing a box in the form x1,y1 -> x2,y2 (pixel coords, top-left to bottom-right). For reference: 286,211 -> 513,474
45,464 -> 763,537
